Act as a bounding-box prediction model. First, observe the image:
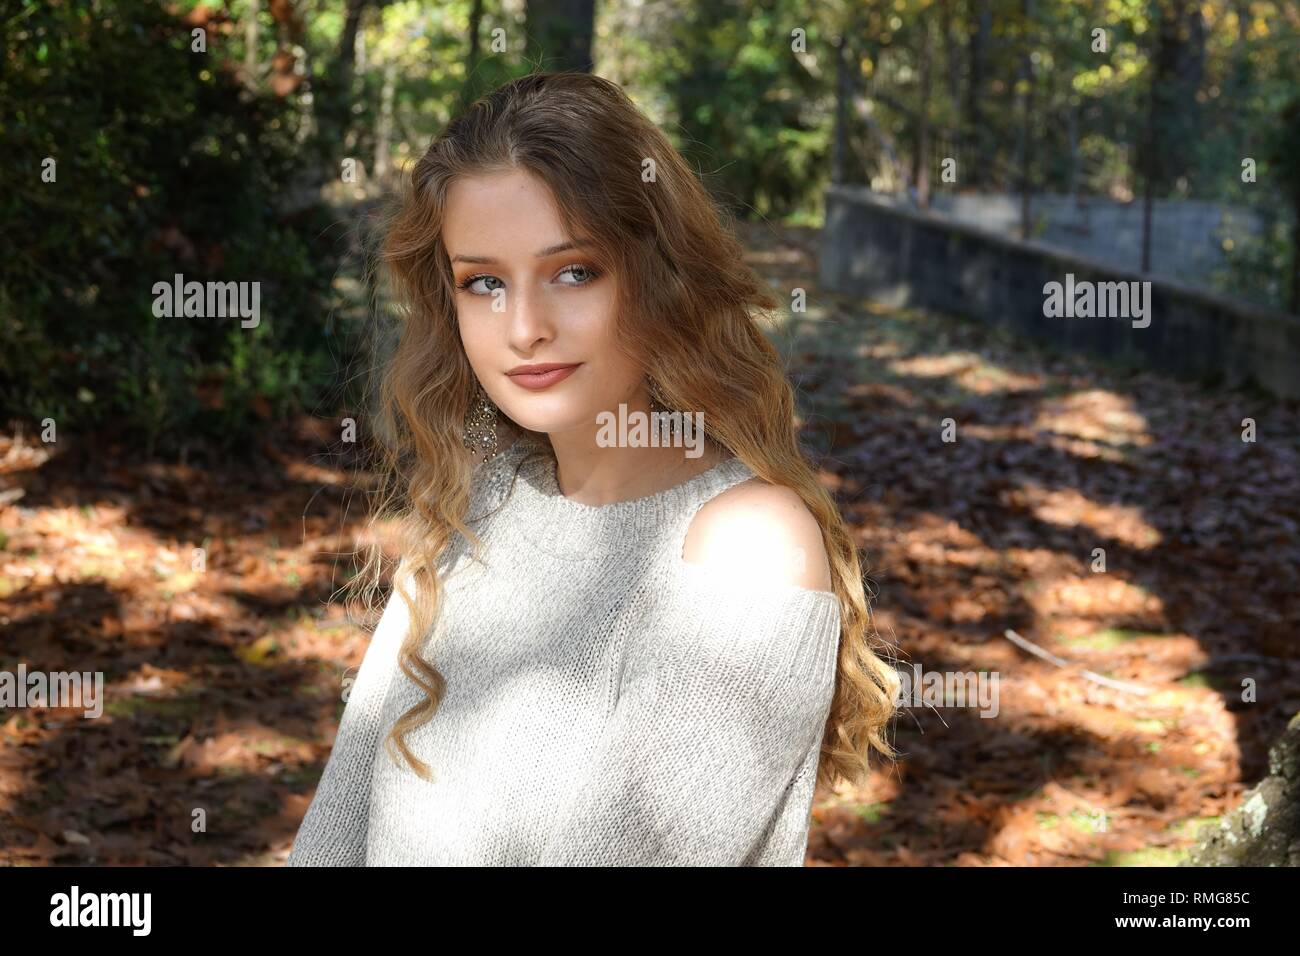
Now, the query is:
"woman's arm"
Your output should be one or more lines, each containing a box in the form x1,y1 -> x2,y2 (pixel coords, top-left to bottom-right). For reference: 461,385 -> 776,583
536,573 -> 841,866
286,566 -> 414,866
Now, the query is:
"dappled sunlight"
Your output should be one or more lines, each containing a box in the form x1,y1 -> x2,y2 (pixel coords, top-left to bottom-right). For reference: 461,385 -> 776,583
762,302 -> 839,335
960,422 -> 1035,442
854,339 -> 904,360
974,681 -> 1242,865
4,222 -> 1297,867
840,380 -> 922,410
281,457 -> 351,487
1029,574 -> 1165,624
160,718 -> 319,777
812,668 -> 1246,864
1002,481 -> 1162,549
113,663 -> 193,698
0,430 -> 53,481
887,350 -> 1043,394
0,419 -> 381,863
1003,546 -> 1080,578
17,504 -> 129,539
2,505 -> 136,591
767,219 -> 1299,866
1034,389 -> 1153,456
744,246 -> 808,269
898,512 -> 994,566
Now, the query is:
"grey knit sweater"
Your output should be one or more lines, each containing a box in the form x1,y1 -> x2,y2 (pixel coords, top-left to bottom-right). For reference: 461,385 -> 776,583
286,435 -> 841,866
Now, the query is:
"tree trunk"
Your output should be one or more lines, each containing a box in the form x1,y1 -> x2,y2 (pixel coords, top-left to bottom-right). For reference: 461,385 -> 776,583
941,0 -> 962,177
915,20 -> 932,208
337,0 -> 367,74
1184,712 -> 1300,866
833,35 -> 850,185
1291,200 -> 1299,314
1148,0 -> 1205,191
965,0 -> 989,188
457,0 -> 485,112
244,0 -> 260,81
1016,0 -> 1034,238
525,0 -> 596,73
1142,67 -> 1156,271
374,60 -> 396,181
1066,90 -> 1079,203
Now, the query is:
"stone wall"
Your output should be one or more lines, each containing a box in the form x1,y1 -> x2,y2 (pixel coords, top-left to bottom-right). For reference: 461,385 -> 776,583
927,192 -> 1261,285
820,185 -> 1300,399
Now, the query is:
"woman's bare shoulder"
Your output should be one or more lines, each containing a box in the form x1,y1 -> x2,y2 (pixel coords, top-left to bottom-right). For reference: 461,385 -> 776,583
681,477 -> 833,593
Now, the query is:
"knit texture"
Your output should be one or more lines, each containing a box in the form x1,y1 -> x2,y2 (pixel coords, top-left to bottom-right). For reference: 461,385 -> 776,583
286,435 -> 842,866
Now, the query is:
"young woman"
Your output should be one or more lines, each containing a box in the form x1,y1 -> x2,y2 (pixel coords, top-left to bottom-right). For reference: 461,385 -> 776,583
287,72 -> 899,867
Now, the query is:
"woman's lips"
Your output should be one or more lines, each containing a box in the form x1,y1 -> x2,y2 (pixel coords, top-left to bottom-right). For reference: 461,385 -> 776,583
506,363 -> 582,390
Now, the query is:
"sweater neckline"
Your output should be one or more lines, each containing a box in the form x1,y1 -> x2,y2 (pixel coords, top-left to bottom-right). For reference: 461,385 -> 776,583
501,435 -> 756,558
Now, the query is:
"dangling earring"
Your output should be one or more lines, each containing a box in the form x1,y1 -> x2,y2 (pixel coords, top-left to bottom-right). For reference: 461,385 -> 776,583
462,379 -> 500,462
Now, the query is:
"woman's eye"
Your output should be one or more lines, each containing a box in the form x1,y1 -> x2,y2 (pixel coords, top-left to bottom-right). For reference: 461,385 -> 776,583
458,274 -> 504,295
555,264 -> 599,285
457,265 -> 598,295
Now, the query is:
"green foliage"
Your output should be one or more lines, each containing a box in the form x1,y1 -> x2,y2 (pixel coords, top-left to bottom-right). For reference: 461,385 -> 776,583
0,0 -> 344,452
657,0 -> 832,219
4,0 -> 1299,451
598,0 -> 842,220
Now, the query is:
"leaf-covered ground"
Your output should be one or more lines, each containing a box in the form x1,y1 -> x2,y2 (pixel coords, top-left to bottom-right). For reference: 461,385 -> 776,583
745,222 -> 1300,866
1,223 -> 1296,865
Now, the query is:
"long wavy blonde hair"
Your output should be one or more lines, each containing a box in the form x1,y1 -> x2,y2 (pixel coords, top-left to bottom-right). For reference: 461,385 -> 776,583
353,71 -> 899,791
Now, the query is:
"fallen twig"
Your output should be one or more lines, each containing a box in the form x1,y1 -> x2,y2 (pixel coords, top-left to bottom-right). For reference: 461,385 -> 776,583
1003,628 -> 1153,696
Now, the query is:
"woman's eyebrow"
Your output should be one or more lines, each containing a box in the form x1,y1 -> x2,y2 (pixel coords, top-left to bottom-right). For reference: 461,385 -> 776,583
450,239 -> 592,265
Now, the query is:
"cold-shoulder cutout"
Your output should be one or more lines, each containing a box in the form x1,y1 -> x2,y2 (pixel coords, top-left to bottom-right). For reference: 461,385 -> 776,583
681,477 -> 834,596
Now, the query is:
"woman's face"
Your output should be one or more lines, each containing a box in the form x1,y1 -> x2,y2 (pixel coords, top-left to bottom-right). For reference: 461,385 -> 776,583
442,166 -> 644,440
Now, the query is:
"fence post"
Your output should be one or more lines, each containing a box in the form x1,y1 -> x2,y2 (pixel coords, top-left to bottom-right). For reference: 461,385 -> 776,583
833,34 -> 850,187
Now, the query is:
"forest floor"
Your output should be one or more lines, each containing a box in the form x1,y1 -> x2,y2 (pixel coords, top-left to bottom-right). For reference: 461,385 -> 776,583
1,220 -> 1297,865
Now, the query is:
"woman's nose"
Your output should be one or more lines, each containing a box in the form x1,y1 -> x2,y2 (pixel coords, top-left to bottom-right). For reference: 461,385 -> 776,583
506,281 -> 556,352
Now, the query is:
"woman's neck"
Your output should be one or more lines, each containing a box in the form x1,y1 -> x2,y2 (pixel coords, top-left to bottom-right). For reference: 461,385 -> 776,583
491,416 -> 728,509
516,421 -> 725,508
